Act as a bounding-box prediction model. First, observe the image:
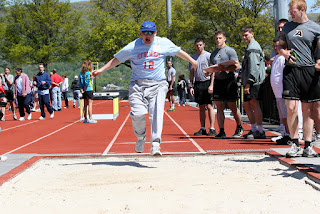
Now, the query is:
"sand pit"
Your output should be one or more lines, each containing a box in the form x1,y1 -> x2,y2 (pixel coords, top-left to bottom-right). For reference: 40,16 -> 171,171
0,154 -> 320,213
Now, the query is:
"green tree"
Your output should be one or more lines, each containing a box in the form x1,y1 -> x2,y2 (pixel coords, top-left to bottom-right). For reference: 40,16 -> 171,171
1,0 -> 84,67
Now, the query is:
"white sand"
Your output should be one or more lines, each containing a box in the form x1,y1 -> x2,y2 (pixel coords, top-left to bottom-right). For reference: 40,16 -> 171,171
0,154 -> 320,214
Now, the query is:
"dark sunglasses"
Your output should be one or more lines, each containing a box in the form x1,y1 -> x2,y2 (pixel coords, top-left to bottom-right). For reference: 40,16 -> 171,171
142,31 -> 154,35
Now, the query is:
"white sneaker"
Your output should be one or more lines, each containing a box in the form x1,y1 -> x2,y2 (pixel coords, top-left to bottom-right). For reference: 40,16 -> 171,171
151,141 -> 162,156
19,117 -> 25,121
0,156 -> 7,162
27,113 -> 32,120
13,114 -> 17,120
31,108 -> 36,112
39,116 -> 46,120
50,112 -> 54,119
135,136 -> 146,153
271,135 -> 283,142
87,118 -> 98,124
302,146 -> 319,157
1,117 -> 5,121
286,143 -> 303,158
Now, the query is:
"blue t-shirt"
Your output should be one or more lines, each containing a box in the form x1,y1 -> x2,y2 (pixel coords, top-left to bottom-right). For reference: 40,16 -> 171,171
79,71 -> 93,91
114,36 -> 181,81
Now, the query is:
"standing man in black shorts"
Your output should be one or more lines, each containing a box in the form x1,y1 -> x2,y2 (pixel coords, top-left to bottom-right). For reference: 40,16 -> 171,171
189,38 -> 217,136
167,61 -> 176,111
0,67 -> 17,121
210,30 -> 244,138
279,0 -> 320,157
241,26 -> 266,139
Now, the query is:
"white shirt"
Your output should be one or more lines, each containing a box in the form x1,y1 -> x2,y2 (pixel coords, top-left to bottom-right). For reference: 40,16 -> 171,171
270,54 -> 285,98
61,78 -> 69,92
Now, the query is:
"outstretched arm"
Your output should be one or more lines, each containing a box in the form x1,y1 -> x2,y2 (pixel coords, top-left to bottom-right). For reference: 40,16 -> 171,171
176,50 -> 198,71
93,58 -> 122,77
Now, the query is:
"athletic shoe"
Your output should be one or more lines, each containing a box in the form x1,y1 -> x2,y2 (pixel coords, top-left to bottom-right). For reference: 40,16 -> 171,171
243,130 -> 253,139
194,129 -> 207,136
87,119 -> 98,124
207,129 -> 217,136
151,141 -> 162,156
83,118 -> 88,123
286,143 -> 303,158
19,117 -> 25,121
13,114 -> 17,120
39,116 -> 46,120
178,104 -> 181,106
58,109 -> 61,111
302,146 -> 319,157
167,108 -> 175,112
80,117 -> 84,121
276,135 -> 291,145
253,131 -> 266,139
50,112 -> 54,119
135,136 -> 146,153
27,113 -> 32,120
271,135 -> 283,142
215,132 -> 227,139
1,117 -> 5,121
183,104 -> 185,106
232,127 -> 244,138
0,156 -> 7,162
73,104 -> 76,108
64,106 -> 68,109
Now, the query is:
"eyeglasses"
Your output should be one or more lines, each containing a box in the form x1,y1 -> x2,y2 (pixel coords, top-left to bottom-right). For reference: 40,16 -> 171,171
142,31 -> 154,35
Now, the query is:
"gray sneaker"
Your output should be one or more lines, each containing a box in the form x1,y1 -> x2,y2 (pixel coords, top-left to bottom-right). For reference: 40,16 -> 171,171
87,119 -> 98,124
232,127 -> 244,138
243,130 -> 253,139
135,136 -> 146,153
253,131 -> 266,139
151,141 -> 162,156
286,143 -> 303,158
302,146 -> 319,157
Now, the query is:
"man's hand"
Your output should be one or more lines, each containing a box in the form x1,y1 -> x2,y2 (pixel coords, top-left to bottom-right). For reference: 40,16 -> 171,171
190,88 -> 194,96
190,61 -> 198,72
244,84 -> 250,94
208,85 -> 213,94
41,81 -> 46,85
92,69 -> 103,77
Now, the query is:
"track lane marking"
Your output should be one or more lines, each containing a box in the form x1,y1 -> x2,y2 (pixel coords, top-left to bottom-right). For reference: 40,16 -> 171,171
102,113 -> 131,155
164,111 -> 206,154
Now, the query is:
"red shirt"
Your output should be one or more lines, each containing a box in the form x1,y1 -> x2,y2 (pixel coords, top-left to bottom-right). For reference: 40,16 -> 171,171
51,73 -> 63,87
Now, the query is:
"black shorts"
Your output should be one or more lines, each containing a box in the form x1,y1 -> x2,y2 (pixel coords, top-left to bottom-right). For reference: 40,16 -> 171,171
213,77 -> 239,102
283,66 -> 320,102
194,80 -> 213,105
167,81 -> 176,93
4,90 -> 14,102
82,91 -> 94,100
243,84 -> 263,102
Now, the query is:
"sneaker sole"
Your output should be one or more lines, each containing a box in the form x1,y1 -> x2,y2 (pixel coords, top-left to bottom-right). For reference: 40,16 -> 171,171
151,151 -> 162,156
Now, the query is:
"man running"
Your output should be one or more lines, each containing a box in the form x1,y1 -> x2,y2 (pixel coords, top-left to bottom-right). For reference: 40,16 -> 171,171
93,21 -> 198,155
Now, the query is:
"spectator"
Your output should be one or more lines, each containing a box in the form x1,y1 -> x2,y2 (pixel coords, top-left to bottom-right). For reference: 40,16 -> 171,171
241,26 -> 266,139
13,67 -> 32,121
79,60 -> 97,123
166,61 -> 176,111
71,75 -> 81,108
189,38 -> 217,136
177,74 -> 187,106
50,69 -> 63,111
61,74 -> 69,109
0,67 -> 17,121
31,74 -> 40,112
34,64 -> 54,120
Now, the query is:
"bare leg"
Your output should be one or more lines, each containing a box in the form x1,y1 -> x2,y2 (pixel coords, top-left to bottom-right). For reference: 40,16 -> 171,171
207,103 -> 216,130
215,101 -> 225,129
285,99 -> 299,139
302,102 -> 314,142
228,101 -> 242,126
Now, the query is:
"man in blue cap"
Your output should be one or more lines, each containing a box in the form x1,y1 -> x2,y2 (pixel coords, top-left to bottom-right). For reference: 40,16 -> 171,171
94,21 -> 198,155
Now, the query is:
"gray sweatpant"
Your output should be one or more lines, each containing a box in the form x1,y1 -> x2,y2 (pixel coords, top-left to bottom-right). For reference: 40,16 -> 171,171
129,79 -> 169,143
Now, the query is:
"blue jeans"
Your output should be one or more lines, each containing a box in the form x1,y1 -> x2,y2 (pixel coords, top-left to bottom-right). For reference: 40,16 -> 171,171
51,86 -> 61,110
178,90 -> 186,105
73,90 -> 81,107
39,93 -> 53,117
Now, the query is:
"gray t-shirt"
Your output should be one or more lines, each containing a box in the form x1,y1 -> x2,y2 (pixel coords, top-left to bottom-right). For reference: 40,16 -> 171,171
1,73 -> 14,90
189,51 -> 211,82
210,45 -> 238,80
280,20 -> 320,66
167,67 -> 176,82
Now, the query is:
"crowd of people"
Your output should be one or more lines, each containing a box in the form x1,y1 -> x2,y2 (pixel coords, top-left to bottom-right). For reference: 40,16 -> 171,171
1,0 -> 320,159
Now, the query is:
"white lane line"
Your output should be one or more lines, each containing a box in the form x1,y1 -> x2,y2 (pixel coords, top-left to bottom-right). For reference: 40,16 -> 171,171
116,140 -> 190,145
105,151 -> 205,156
102,113 -> 130,155
1,120 -> 40,132
164,111 -> 206,154
1,120 -> 80,156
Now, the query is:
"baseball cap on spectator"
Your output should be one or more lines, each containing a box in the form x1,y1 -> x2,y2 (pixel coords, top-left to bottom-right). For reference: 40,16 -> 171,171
140,21 -> 156,32
74,75 -> 78,79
